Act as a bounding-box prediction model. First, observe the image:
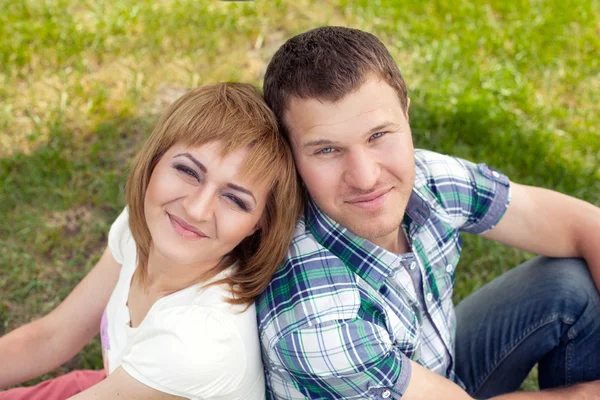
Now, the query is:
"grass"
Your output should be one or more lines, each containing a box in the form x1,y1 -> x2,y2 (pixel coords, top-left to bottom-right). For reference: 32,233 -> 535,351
1,0 -> 598,392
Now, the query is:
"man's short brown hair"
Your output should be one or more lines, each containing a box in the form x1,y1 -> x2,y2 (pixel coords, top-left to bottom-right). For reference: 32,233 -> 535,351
263,26 -> 408,137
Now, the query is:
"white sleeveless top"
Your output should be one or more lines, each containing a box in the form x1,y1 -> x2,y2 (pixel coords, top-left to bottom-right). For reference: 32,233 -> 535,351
100,208 -> 266,400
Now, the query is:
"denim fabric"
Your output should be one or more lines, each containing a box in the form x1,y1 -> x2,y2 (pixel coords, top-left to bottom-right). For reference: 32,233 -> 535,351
455,257 -> 600,399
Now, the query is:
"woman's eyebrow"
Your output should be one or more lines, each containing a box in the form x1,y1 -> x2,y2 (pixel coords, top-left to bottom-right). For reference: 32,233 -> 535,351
174,152 -> 257,203
227,183 -> 256,203
174,153 -> 207,173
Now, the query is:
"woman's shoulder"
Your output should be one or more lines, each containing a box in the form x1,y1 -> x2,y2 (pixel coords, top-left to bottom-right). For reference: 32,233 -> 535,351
189,267 -> 257,316
148,304 -> 247,348
156,280 -> 260,340
107,207 -> 135,265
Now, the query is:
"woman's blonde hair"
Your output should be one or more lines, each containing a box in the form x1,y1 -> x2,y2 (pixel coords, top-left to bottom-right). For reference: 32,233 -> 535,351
126,83 -> 302,305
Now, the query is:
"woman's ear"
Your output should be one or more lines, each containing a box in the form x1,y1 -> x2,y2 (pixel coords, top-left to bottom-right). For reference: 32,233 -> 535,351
405,97 -> 411,122
246,224 -> 260,238
246,213 -> 265,238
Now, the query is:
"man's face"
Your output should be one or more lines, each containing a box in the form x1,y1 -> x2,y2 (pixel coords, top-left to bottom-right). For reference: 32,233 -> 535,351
284,75 -> 415,250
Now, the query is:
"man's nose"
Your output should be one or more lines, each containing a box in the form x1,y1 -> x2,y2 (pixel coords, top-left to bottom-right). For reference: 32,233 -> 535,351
343,148 -> 380,191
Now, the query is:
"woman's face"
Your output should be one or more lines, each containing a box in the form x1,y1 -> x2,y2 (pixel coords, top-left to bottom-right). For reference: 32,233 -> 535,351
144,141 -> 270,269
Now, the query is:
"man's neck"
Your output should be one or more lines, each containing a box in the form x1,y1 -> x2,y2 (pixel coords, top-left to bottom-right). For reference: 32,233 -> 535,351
371,229 -> 410,254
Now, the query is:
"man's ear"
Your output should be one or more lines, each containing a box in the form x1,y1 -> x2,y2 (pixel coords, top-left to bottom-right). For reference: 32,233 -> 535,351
405,97 -> 411,122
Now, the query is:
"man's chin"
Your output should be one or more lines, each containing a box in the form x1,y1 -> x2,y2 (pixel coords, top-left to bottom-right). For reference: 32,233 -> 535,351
342,218 -> 402,244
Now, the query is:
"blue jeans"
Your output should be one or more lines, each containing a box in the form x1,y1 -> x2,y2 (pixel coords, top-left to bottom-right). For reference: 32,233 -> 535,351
454,257 -> 600,399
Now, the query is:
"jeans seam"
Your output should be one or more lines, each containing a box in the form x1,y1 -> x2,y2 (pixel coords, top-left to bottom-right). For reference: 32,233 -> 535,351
473,314 -> 562,394
566,342 -> 572,385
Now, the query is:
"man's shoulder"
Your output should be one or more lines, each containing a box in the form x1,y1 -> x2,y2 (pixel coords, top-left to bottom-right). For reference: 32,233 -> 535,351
414,148 -> 470,176
256,218 -> 360,343
413,149 -> 476,190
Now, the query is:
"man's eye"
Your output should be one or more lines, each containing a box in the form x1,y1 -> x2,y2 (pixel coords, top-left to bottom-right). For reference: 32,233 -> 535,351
317,147 -> 335,155
370,132 -> 385,140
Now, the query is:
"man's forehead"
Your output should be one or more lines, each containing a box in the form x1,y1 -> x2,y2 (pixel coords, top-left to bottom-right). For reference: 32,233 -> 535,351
284,98 -> 403,147
284,78 -> 402,124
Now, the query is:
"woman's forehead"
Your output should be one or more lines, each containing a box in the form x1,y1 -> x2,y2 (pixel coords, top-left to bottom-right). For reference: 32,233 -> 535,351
169,141 -> 277,188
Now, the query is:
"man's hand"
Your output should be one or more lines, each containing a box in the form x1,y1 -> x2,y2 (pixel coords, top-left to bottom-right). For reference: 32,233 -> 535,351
574,381 -> 600,400
404,360 -> 600,400
492,380 -> 600,399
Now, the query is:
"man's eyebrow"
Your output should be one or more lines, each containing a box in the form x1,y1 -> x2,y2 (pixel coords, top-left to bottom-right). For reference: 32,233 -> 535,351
302,139 -> 340,149
227,183 -> 256,203
173,153 -> 207,173
367,121 -> 399,135
302,121 -> 400,149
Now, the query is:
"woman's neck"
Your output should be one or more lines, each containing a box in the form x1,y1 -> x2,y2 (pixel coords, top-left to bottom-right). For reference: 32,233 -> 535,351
143,247 -> 221,296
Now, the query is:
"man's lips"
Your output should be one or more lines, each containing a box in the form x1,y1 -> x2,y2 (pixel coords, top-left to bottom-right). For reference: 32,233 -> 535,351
345,188 -> 392,210
167,213 -> 207,239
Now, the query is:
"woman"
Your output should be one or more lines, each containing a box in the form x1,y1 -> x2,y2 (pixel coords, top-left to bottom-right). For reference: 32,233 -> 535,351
0,83 -> 302,399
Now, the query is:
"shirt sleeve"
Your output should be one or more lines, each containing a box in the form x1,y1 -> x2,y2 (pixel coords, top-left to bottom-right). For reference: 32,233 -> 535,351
271,318 -> 412,399
418,151 -> 511,234
120,306 -> 246,399
107,207 -> 131,264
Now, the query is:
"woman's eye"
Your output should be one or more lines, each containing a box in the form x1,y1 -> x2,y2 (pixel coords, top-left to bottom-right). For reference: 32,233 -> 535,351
370,132 -> 385,140
174,165 -> 199,180
225,194 -> 249,212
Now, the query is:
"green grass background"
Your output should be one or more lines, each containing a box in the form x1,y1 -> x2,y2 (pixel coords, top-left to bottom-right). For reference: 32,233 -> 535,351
1,0 -> 599,391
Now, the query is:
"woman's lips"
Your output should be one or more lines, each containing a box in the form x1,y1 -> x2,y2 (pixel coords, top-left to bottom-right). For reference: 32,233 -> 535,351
167,213 -> 207,239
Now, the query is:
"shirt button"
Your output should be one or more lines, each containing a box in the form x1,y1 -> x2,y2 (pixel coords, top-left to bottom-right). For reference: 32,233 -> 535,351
492,171 -> 500,178
446,264 -> 453,273
426,292 -> 433,302
409,262 -> 416,270
382,389 -> 391,399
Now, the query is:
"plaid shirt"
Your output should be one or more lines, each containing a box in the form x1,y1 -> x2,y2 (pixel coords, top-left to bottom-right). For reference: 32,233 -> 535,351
257,149 -> 511,399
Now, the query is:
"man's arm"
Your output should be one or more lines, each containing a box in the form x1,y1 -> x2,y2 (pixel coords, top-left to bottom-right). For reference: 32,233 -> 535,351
482,182 -> 600,291
271,313 -> 600,399
402,181 -> 600,399
404,361 -> 600,400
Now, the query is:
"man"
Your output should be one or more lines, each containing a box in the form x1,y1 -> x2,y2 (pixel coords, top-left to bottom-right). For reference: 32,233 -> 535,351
257,26 -> 600,399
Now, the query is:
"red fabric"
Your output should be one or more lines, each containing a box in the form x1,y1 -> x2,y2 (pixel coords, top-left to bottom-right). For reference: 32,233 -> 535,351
0,370 -> 105,400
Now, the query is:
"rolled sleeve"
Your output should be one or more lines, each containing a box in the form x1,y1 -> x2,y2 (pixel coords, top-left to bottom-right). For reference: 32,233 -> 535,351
271,319 -> 412,399
459,161 -> 511,234
415,151 -> 511,235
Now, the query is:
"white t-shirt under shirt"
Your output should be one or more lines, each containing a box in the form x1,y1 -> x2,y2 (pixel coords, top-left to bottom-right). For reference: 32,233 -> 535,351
100,208 -> 266,400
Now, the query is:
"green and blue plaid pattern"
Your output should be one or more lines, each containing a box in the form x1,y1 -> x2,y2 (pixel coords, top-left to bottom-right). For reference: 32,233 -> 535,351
257,150 -> 511,399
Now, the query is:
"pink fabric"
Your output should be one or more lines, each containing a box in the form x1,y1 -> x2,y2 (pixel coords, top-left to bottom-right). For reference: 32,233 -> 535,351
0,370 -> 105,400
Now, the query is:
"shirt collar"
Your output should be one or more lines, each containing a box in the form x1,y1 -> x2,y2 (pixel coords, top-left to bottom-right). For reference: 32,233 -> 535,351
306,190 -> 431,290
404,188 -> 431,227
